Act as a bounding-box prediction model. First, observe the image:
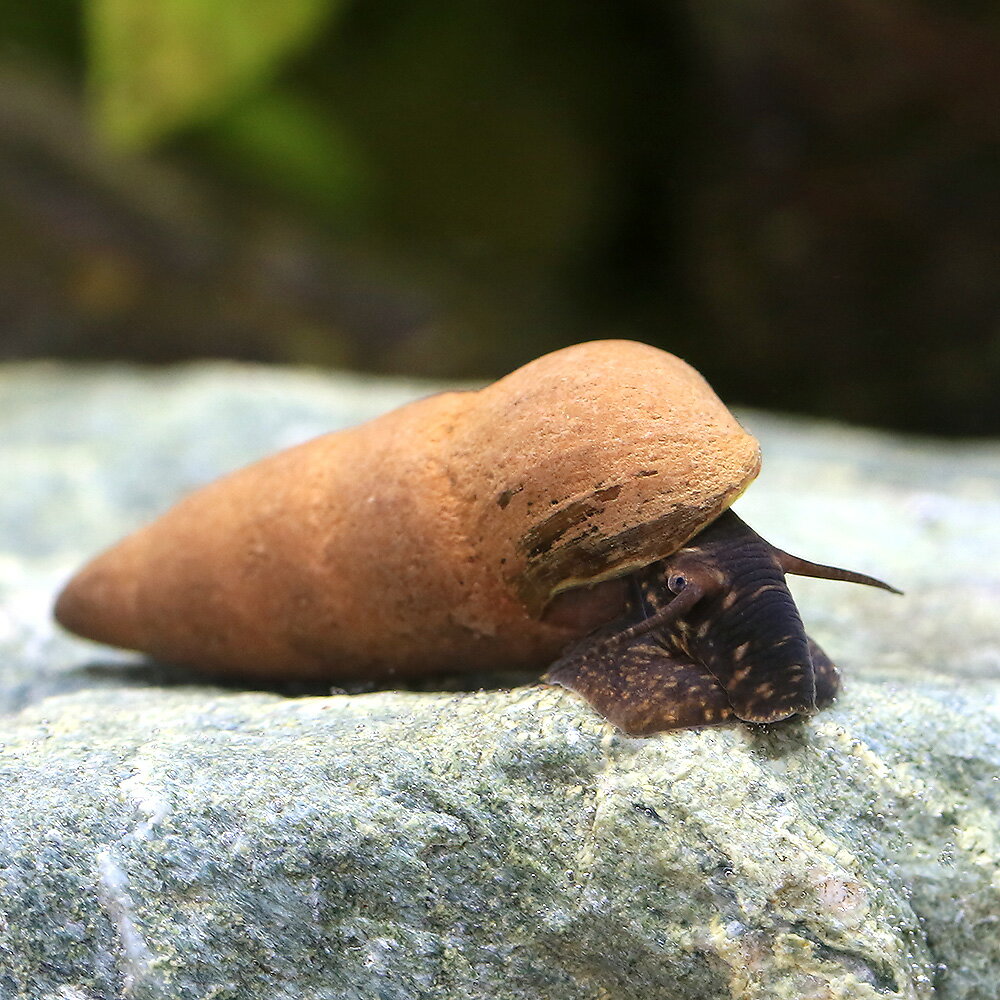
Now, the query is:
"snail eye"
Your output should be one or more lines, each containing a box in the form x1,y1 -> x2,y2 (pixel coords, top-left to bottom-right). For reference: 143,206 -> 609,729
668,574 -> 687,593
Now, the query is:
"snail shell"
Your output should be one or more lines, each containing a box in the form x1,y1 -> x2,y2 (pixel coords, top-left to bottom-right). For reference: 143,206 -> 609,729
54,340 -> 760,681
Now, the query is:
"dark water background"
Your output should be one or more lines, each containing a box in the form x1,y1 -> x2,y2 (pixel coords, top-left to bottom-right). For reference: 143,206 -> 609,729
2,0 -> 998,436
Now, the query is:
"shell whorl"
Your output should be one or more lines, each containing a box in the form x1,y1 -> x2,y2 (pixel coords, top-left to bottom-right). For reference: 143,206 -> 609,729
54,340 -> 761,680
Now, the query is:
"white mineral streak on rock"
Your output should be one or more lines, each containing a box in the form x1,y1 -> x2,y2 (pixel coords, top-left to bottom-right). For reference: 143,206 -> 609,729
95,850 -> 155,997
46,988 -> 94,1000
120,756 -> 170,840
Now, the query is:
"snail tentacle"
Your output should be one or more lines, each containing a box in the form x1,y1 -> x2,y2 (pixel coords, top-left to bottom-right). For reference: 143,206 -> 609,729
597,579 -> 707,650
775,550 -> 902,594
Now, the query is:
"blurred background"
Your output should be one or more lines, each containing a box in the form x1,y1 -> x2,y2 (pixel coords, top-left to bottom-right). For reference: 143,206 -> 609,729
1,0 -> 998,436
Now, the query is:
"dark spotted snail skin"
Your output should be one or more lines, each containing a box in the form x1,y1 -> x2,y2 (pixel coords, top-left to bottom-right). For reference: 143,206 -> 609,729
545,511 -> 900,736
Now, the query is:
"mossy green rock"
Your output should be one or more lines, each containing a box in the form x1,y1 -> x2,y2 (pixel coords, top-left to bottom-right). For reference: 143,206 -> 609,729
6,682 -> 999,1000
2,362 -> 999,999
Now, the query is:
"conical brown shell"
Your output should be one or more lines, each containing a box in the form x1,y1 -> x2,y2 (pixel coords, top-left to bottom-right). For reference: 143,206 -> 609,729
55,340 -> 760,680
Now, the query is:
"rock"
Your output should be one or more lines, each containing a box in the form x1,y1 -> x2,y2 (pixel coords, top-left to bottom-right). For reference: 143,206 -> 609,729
2,360 -> 999,999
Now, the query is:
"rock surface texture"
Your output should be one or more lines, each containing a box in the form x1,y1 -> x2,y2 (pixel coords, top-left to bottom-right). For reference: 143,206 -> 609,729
2,360 -> 999,1000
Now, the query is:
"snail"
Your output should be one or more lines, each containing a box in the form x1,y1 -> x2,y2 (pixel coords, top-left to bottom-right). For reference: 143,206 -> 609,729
54,340 -> 899,735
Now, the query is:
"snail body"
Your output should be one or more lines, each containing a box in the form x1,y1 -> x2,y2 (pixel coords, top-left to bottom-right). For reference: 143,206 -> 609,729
546,509 -> 896,734
54,340 -> 897,733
